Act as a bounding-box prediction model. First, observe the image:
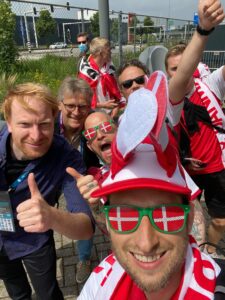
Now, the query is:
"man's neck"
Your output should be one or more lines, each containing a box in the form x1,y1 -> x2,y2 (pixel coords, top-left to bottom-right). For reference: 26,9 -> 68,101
93,56 -> 104,69
10,139 -> 26,161
145,269 -> 182,300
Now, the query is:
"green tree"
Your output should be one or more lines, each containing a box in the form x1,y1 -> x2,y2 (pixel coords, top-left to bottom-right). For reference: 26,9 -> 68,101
90,12 -> 99,37
36,10 -> 56,39
0,0 -> 18,74
143,16 -> 154,34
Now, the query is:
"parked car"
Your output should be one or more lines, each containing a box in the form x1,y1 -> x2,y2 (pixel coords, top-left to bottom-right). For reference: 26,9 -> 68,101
49,42 -> 67,49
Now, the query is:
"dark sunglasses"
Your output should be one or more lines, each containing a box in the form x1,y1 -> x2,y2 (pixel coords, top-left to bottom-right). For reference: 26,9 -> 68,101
78,41 -> 87,44
121,75 -> 145,89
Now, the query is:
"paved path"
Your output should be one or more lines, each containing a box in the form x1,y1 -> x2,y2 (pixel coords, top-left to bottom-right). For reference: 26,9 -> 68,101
0,201 -> 224,299
0,227 -> 110,300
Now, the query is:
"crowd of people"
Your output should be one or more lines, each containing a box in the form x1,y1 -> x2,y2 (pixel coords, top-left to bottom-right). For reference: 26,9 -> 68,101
0,0 -> 225,299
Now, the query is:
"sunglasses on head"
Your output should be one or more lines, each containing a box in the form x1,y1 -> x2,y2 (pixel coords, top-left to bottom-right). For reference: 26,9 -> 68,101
78,41 -> 87,44
101,204 -> 190,234
82,120 -> 115,141
121,75 -> 145,89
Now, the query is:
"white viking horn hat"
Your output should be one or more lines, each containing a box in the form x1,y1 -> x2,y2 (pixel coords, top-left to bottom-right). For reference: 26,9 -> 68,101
92,71 -> 191,201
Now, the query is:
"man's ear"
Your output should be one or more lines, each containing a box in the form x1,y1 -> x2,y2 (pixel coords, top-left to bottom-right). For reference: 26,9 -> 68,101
59,102 -> 63,111
6,119 -> 12,133
187,201 -> 195,233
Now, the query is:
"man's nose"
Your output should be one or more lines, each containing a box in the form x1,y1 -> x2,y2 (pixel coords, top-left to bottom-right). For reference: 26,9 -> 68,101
134,216 -> 160,253
96,129 -> 105,140
71,106 -> 80,116
30,126 -> 42,141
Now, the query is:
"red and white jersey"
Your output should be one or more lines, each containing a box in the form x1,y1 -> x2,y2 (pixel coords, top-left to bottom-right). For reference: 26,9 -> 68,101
78,237 -> 220,300
77,254 -> 146,300
182,67 -> 225,175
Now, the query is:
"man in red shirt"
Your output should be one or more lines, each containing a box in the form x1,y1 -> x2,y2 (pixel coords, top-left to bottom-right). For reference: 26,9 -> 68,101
78,49 -> 224,299
165,34 -> 225,256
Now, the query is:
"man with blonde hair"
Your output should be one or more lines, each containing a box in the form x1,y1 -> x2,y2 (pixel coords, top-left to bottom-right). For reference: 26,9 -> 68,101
0,82 -> 94,299
78,37 -> 125,117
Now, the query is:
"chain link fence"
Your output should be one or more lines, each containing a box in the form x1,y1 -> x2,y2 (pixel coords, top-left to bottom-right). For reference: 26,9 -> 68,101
11,0 -> 196,65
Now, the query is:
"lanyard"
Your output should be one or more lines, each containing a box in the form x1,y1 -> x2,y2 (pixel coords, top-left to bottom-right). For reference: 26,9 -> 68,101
8,171 -> 30,193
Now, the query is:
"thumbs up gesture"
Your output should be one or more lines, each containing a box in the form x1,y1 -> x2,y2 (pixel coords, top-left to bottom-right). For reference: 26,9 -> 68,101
66,167 -> 100,206
17,173 -> 52,232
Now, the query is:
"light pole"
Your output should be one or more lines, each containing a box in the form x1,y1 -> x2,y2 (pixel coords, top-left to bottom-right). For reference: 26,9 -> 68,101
24,12 -> 31,52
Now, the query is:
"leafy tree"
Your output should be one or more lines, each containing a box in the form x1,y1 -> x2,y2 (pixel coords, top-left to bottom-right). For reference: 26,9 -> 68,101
90,12 -> 99,37
143,16 -> 154,34
36,10 -> 56,39
0,0 -> 18,74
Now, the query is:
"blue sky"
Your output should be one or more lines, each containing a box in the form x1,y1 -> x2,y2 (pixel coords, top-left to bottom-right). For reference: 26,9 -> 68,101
50,0 -> 225,21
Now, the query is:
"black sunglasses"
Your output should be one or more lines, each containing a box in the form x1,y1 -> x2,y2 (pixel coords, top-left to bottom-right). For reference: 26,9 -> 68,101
78,41 -> 87,44
121,75 -> 145,89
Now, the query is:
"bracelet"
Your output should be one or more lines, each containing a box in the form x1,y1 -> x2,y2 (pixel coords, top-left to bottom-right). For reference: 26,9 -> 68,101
196,24 -> 215,36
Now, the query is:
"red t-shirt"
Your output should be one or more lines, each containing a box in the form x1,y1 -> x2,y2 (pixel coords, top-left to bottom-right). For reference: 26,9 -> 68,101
182,88 -> 224,175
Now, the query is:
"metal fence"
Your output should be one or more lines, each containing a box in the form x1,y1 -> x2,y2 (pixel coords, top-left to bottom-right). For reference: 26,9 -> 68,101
11,0 -> 196,64
202,51 -> 225,71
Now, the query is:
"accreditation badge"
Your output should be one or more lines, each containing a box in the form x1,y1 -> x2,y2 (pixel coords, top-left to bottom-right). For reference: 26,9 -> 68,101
0,191 -> 15,232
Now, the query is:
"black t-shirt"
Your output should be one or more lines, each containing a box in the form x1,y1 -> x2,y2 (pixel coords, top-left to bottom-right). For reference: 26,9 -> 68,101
5,137 -> 30,185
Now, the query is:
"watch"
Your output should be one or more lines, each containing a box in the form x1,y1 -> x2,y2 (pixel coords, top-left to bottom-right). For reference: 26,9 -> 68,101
196,24 -> 215,36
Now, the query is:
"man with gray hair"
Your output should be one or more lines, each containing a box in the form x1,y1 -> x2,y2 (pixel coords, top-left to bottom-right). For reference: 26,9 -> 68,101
56,77 -> 100,283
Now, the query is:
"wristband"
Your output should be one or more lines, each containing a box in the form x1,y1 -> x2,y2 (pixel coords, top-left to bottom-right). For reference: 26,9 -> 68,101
196,24 -> 215,36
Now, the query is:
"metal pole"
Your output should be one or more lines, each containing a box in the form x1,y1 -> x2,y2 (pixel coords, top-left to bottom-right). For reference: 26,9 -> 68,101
118,11 -> 123,65
24,13 -> 31,52
98,0 -> 109,39
63,23 -> 66,43
81,8 -> 85,32
32,14 -> 38,48
133,15 -> 136,54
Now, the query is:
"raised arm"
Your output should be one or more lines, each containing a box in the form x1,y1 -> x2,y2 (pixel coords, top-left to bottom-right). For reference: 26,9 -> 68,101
169,0 -> 225,103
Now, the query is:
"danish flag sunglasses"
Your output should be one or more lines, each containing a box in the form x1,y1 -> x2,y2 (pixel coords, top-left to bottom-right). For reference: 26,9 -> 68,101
101,204 -> 190,234
82,120 -> 115,141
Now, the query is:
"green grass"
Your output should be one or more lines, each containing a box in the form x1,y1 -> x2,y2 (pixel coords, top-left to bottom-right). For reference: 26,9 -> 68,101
0,51 -> 141,109
15,55 -> 77,94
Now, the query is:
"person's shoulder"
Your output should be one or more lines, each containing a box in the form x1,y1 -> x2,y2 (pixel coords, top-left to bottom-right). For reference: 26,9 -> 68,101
52,134 -> 82,157
78,254 -> 125,300
214,258 -> 225,299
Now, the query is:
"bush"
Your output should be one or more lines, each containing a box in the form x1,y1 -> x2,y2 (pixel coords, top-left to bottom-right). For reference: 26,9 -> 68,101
0,1 -> 18,73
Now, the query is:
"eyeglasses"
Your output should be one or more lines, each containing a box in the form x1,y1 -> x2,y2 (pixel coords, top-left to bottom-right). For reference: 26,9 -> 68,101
78,41 -> 87,44
62,102 -> 89,113
121,75 -> 145,89
101,204 -> 190,234
82,120 -> 115,141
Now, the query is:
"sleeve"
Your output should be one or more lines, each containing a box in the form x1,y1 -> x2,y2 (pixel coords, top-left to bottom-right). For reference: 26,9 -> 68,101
204,67 -> 225,101
167,100 -> 184,127
62,148 -> 93,219
78,274 -> 99,299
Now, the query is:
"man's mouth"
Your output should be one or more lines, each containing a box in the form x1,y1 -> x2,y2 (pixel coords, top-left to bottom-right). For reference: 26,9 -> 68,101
133,253 -> 163,263
101,142 -> 111,152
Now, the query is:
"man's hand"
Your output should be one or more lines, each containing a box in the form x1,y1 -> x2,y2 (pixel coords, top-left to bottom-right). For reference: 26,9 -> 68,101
97,99 -> 119,110
198,0 -> 225,30
184,157 -> 207,171
66,167 -> 100,206
17,173 -> 53,232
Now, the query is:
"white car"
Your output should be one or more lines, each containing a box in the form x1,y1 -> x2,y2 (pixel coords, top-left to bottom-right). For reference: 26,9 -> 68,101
49,42 -> 67,49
